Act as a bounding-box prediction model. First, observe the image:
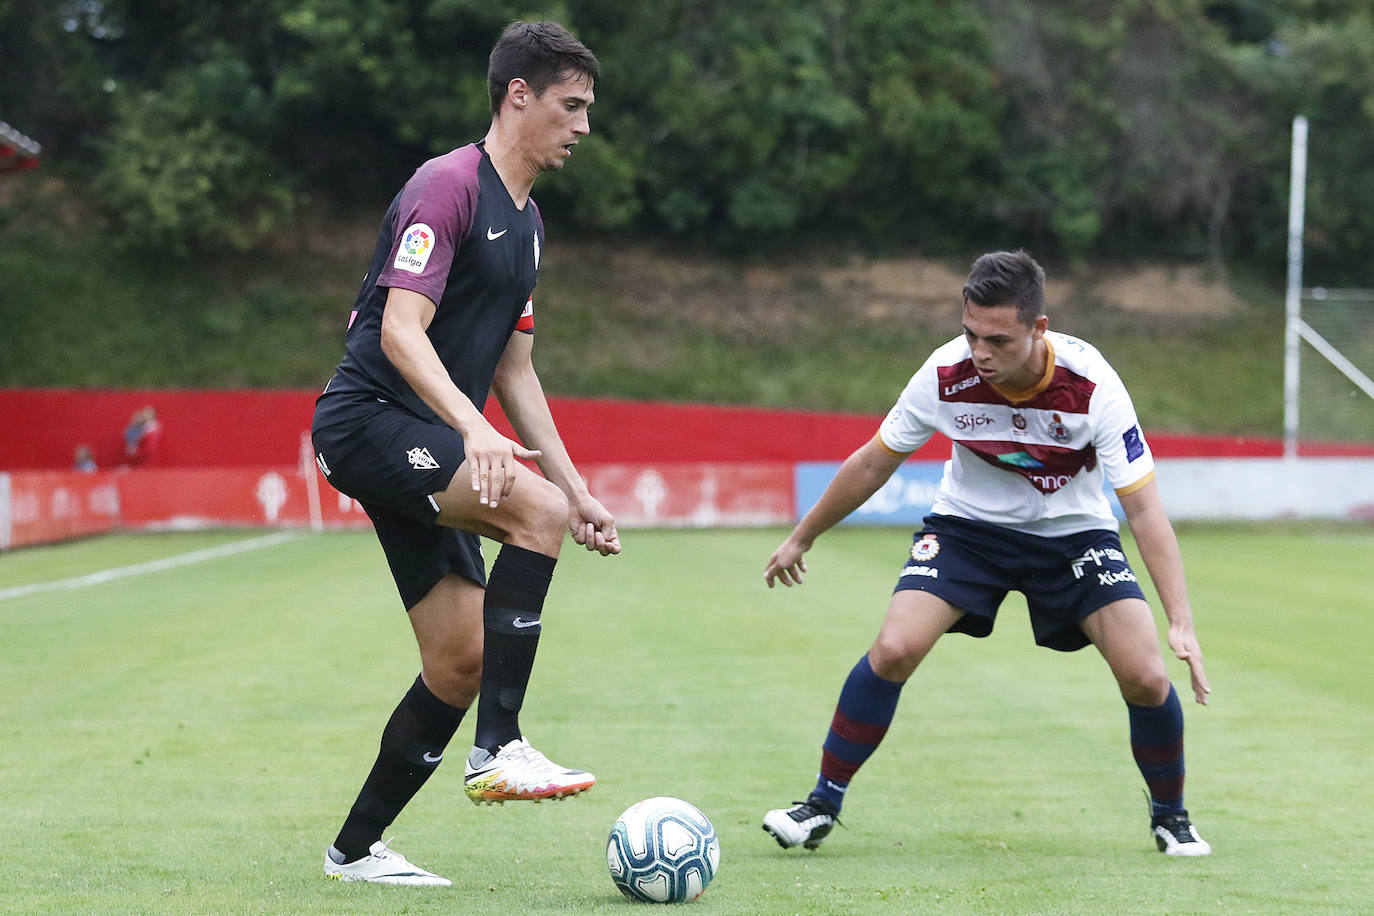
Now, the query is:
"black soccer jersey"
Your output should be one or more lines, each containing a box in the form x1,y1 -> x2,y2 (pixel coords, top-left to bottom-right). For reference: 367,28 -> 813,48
324,142 -> 543,422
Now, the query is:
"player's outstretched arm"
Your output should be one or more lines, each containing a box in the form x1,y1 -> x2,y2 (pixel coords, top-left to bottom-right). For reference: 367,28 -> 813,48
1119,479 -> 1211,705
492,330 -> 619,556
764,436 -> 907,588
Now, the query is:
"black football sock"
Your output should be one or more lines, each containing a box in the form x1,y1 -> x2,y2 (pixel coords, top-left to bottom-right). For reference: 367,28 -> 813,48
472,544 -> 557,752
332,674 -> 465,862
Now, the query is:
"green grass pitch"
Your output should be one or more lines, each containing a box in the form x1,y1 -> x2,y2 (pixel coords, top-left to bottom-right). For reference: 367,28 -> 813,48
2,524 -> 1371,914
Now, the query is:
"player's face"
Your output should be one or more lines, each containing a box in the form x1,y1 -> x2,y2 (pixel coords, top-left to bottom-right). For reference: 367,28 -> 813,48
961,299 -> 1048,390
525,71 -> 594,172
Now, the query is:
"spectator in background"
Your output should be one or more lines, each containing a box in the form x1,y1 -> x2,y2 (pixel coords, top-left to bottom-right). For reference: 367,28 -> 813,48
73,444 -> 97,473
122,406 -> 162,465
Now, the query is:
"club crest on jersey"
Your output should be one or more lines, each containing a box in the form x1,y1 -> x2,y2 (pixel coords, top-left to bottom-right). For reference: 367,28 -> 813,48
394,223 -> 435,274
1046,412 -> 1072,443
911,534 -> 940,562
406,446 -> 440,470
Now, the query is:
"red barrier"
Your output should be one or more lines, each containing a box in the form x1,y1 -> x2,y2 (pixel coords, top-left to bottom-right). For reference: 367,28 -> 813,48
581,463 -> 793,528
1,471 -> 122,548
9,387 -> 1370,475
1,458 -> 795,548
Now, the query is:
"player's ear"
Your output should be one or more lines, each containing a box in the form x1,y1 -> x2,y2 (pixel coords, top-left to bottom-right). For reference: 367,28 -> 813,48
507,78 -> 530,110
1032,314 -> 1049,337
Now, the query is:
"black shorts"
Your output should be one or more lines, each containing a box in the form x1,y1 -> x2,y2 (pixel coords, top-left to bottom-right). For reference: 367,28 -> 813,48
893,514 -> 1147,652
312,390 -> 486,608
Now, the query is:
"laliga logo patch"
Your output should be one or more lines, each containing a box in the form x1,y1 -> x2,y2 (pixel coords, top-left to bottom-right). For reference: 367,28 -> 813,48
911,534 -> 940,562
393,223 -> 435,274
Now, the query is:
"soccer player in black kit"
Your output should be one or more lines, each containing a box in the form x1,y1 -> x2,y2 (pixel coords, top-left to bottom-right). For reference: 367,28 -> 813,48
312,21 -> 619,886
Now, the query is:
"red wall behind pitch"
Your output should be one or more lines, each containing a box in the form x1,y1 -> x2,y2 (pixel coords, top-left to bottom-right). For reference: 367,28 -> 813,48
2,387 -> 1368,472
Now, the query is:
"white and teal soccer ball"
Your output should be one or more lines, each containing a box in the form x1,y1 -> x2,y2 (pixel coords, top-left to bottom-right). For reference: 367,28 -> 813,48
607,796 -> 720,903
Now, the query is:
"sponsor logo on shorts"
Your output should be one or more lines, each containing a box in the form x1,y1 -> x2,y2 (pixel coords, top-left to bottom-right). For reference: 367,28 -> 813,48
911,534 -> 940,561
406,446 -> 440,470
1070,546 -> 1128,579
900,564 -> 939,578
1096,568 -> 1138,586
393,223 -> 435,274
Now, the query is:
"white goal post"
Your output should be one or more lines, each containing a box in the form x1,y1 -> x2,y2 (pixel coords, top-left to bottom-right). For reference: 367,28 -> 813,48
1283,116 -> 1374,459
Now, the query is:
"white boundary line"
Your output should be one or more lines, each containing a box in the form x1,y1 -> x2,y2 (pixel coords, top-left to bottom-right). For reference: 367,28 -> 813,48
0,531 -> 301,601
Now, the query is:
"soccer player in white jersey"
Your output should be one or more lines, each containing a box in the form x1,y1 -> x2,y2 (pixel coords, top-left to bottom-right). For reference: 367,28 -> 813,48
761,250 -> 1213,858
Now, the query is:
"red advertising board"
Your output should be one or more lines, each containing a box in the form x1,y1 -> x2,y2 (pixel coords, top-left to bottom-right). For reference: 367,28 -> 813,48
1,471 -> 122,549
1,459 -> 794,548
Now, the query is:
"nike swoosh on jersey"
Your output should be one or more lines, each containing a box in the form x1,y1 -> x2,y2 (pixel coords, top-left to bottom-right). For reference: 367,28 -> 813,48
486,227 -> 508,240
512,617 -> 541,628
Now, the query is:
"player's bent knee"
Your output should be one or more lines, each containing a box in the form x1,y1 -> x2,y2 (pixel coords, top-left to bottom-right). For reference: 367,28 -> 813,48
1117,666 -> 1171,706
422,648 -> 482,706
501,476 -> 567,551
868,635 -> 922,681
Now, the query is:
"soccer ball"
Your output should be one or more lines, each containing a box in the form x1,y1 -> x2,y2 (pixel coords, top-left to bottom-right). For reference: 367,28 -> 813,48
607,797 -> 720,903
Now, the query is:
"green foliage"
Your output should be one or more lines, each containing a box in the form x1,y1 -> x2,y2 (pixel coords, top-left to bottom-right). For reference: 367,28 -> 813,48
93,57 -> 295,254
1272,8 -> 1374,283
4,1 -> 1374,274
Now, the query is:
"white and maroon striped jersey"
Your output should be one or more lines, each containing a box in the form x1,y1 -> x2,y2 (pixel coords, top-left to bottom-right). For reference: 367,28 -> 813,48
877,331 -> 1155,535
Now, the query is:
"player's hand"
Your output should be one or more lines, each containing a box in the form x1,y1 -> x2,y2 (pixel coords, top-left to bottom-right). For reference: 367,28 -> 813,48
463,420 -> 541,508
764,538 -> 809,588
569,494 -> 620,556
1167,622 -> 1211,705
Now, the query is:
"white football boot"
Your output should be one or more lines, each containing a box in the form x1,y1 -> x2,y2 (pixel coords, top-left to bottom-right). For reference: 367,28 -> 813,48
1152,812 -> 1213,856
762,795 -> 840,850
463,737 -> 595,804
323,840 -> 451,885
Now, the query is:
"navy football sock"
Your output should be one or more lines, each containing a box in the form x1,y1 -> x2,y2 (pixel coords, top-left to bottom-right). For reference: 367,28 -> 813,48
1128,683 -> 1186,819
333,674 -> 465,862
472,544 -> 557,752
813,653 -> 905,813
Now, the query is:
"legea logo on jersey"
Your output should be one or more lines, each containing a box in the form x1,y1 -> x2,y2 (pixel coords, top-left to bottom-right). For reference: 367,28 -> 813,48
394,223 -> 435,274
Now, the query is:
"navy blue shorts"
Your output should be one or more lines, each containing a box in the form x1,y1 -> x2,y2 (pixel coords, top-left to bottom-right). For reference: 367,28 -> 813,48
894,514 -> 1147,652
312,390 -> 486,608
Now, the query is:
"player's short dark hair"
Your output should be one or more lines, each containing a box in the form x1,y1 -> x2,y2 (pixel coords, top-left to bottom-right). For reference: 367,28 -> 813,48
488,20 -> 600,115
962,250 -> 1046,326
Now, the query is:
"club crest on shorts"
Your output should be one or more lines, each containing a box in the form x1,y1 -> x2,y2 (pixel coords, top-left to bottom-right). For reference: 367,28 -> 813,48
911,534 -> 940,562
406,446 -> 440,470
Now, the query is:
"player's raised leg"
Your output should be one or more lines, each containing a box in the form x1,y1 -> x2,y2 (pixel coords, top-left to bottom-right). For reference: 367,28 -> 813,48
763,590 -> 962,849
1081,597 -> 1211,856
432,459 -> 596,804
